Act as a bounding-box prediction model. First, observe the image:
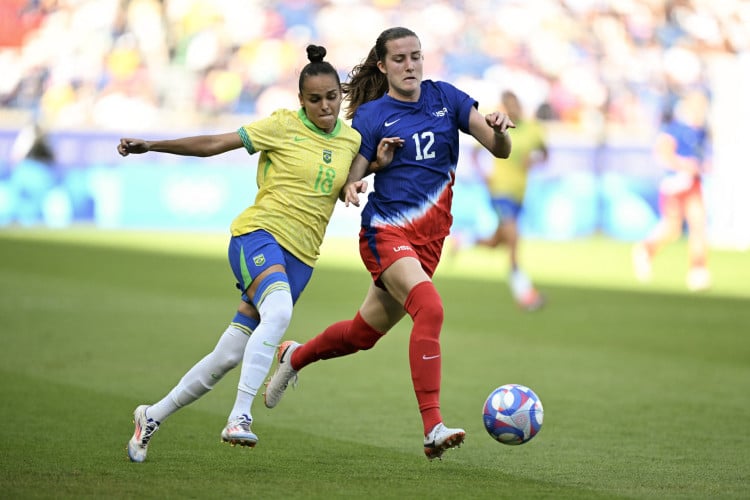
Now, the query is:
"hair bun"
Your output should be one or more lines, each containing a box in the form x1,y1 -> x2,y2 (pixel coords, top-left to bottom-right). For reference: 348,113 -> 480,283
306,44 -> 327,63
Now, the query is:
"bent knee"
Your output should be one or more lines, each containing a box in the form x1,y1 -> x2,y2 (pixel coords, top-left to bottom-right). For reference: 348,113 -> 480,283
348,329 -> 383,351
419,299 -> 444,325
217,351 -> 243,371
258,290 -> 294,331
261,299 -> 293,330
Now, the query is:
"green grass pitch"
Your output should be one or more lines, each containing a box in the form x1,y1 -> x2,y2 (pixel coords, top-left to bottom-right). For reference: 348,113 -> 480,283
1,228 -> 748,499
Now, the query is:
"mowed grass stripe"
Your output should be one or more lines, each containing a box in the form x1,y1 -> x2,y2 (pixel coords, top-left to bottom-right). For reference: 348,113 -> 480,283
0,230 -> 748,499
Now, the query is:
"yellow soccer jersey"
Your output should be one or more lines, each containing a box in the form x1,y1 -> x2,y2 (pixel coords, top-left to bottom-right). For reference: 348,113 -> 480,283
231,108 -> 361,266
487,119 -> 546,202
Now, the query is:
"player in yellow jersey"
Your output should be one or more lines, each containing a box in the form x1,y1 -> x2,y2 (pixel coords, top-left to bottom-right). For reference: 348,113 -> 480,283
118,45 -> 361,462
475,90 -> 547,311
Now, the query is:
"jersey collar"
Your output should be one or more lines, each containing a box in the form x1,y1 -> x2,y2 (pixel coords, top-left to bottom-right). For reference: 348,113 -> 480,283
298,108 -> 341,138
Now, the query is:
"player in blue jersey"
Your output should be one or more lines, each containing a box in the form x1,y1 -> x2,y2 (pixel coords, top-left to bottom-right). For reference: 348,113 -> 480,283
119,45 -> 362,462
632,90 -> 712,291
264,27 -> 515,460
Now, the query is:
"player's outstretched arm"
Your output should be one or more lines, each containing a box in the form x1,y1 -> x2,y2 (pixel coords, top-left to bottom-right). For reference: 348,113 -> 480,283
340,154 -> 371,207
117,132 -> 243,158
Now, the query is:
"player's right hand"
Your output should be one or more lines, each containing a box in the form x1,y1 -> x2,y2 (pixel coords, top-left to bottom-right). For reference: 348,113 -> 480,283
117,138 -> 149,156
484,111 -> 515,134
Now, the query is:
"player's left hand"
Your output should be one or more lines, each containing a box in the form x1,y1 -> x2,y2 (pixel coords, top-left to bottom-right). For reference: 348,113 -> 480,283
372,137 -> 404,171
484,112 -> 515,135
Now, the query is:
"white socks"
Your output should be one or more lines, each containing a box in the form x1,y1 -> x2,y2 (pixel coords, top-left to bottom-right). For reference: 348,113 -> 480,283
144,287 -> 293,426
510,268 -> 532,301
229,289 -> 293,421
147,324 -> 249,423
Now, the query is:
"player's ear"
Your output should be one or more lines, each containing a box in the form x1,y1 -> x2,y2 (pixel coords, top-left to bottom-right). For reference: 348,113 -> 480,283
298,93 -> 305,108
376,60 -> 386,75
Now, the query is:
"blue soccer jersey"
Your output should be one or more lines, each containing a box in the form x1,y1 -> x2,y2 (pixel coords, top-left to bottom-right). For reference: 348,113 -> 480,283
661,120 -> 708,163
352,80 -> 477,244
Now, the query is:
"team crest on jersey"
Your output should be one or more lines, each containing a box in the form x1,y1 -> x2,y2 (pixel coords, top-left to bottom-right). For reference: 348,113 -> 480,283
323,149 -> 332,164
253,254 -> 266,266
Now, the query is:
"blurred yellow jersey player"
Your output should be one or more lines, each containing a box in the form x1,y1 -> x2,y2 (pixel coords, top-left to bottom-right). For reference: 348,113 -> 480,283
485,117 -> 546,204
233,108 -> 360,266
477,90 -> 548,311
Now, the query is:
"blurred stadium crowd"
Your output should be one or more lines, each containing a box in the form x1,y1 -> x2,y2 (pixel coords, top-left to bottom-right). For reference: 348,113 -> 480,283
1,0 -> 747,133
0,0 -> 748,248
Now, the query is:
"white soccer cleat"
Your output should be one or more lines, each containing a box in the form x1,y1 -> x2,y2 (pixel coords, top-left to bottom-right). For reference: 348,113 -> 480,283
686,267 -> 711,292
509,269 -> 544,311
517,288 -> 545,312
263,341 -> 300,409
423,423 -> 466,460
632,243 -> 652,282
127,405 -> 160,463
221,414 -> 258,448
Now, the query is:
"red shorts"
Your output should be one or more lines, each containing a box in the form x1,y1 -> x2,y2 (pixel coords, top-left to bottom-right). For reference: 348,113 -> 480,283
659,177 -> 702,215
359,225 -> 444,288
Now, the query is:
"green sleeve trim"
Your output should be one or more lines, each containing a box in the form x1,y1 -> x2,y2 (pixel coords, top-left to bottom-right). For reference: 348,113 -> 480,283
237,127 -> 255,154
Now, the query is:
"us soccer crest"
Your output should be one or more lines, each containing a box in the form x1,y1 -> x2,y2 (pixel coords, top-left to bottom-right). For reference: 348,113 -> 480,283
253,254 -> 266,266
323,149 -> 332,164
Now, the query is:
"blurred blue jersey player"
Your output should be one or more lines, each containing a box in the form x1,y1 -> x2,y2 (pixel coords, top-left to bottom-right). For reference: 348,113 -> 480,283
118,45 -> 361,462
264,27 -> 515,460
632,90 -> 712,291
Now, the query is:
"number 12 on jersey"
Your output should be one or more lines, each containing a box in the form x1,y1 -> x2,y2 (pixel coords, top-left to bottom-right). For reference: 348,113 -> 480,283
412,131 -> 435,160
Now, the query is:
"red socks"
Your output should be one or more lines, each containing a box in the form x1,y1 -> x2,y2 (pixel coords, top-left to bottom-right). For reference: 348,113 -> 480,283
404,281 -> 444,435
290,281 -> 445,436
290,312 -> 383,370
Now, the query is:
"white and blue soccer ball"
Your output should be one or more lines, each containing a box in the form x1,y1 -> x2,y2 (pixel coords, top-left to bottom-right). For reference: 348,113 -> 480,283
482,384 -> 544,445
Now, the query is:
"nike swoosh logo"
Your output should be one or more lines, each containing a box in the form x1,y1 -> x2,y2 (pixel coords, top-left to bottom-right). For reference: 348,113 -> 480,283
263,341 -> 277,348
294,136 -> 308,142
422,354 -> 440,360
384,119 -> 400,127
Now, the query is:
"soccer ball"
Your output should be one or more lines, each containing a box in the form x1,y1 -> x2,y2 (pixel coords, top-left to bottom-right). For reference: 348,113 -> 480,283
482,384 -> 544,445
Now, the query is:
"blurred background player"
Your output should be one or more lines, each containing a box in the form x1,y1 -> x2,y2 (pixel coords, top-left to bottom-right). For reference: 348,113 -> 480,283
5,122 -> 57,226
473,90 -> 548,311
632,90 -> 711,291
119,45 -> 361,462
